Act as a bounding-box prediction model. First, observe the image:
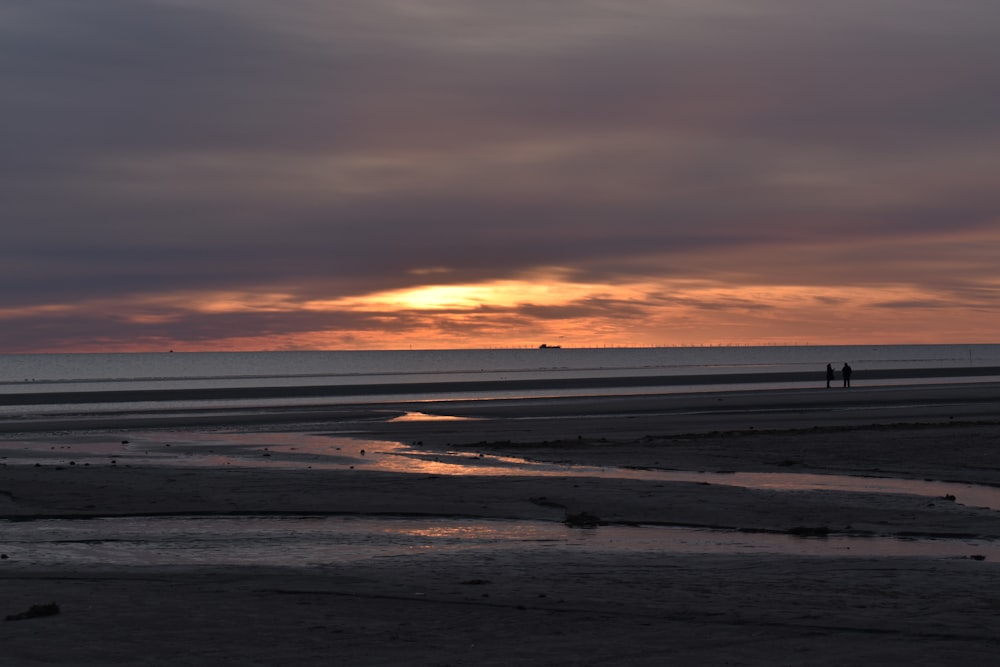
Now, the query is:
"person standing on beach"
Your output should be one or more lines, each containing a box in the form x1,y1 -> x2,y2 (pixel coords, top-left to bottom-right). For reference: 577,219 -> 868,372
825,364 -> 835,388
842,363 -> 852,387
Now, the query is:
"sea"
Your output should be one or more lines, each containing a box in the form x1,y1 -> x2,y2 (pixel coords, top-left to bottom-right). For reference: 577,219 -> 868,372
1,343 -> 999,419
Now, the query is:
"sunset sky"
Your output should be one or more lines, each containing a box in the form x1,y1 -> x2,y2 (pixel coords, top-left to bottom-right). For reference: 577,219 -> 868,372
3,1 -> 999,352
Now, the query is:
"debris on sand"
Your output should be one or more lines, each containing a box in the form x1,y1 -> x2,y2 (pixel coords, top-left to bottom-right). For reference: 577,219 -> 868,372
564,511 -> 602,528
5,602 -> 60,621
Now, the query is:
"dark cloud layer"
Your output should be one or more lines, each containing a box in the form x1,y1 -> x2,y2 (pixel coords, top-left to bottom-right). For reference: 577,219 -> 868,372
2,1 -> 999,350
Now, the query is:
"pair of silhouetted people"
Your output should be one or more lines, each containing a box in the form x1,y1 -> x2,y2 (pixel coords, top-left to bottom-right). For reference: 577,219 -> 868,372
825,363 -> 853,388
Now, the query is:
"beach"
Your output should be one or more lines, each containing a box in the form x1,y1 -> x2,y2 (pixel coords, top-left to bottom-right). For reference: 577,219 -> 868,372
2,381 -> 1000,665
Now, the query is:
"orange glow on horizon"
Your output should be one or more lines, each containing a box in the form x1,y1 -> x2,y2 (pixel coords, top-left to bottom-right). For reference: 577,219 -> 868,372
2,274 -> 997,353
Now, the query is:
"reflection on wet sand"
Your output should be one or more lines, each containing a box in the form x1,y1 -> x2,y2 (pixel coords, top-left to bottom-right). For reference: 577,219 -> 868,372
3,428 -> 1000,563
387,411 -> 476,422
4,515 -> 999,566
8,429 -> 997,513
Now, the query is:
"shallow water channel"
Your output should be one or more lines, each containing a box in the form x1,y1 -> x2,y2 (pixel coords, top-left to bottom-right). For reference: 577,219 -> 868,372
71,427 -> 1000,512
3,425 -> 1000,564
3,515 -> 999,567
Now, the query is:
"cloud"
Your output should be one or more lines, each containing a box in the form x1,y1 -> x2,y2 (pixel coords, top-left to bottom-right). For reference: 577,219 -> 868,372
2,1 -> 999,350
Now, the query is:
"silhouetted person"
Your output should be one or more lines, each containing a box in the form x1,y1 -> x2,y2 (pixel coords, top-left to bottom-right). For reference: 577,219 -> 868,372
825,364 -> 835,388
842,363 -> 852,387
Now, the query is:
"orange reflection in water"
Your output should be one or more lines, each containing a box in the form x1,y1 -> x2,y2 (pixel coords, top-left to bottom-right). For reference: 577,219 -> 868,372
394,524 -> 508,540
32,430 -> 1000,513
387,411 -> 475,422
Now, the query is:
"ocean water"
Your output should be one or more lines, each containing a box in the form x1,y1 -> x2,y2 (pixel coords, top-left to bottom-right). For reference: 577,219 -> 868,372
1,344 -> 998,416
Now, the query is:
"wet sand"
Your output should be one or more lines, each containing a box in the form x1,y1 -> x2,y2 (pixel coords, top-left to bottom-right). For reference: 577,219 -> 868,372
4,363 -> 998,407
2,382 -> 1000,665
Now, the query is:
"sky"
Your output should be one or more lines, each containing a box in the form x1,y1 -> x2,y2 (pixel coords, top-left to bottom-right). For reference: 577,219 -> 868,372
3,0 -> 999,353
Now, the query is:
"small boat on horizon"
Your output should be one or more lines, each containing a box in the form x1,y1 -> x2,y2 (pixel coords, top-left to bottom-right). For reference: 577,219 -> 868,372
538,344 -> 562,349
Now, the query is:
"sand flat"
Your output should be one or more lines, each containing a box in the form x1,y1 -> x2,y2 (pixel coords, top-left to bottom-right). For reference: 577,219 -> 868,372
2,382 -> 1000,665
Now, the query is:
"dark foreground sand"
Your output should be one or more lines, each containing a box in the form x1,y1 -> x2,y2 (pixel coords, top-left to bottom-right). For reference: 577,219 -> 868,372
2,382 -> 1000,665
